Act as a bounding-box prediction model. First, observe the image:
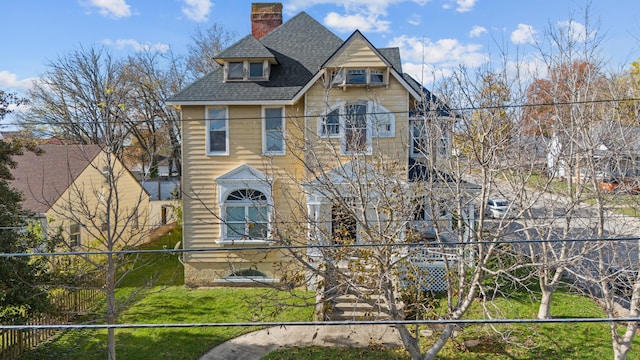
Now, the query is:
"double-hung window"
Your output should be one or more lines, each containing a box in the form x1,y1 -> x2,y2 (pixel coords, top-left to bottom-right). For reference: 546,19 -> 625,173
318,101 -> 394,154
344,102 -> 368,153
410,118 -> 429,157
69,222 -> 81,247
207,107 -> 228,155
224,189 -> 269,240
263,107 -> 285,155
320,109 -> 340,137
438,122 -> 450,157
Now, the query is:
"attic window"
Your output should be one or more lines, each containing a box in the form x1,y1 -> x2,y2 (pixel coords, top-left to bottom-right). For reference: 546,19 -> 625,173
347,69 -> 367,84
370,70 -> 384,84
225,60 -> 269,81
249,62 -> 264,78
330,68 -> 387,87
228,62 -> 244,79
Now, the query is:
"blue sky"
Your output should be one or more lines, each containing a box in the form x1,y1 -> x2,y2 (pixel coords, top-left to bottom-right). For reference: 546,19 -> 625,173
1,0 -> 639,96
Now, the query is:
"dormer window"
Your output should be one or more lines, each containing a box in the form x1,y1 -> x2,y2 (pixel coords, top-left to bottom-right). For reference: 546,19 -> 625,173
225,60 -> 270,81
370,70 -> 384,84
249,62 -> 264,79
228,62 -> 244,80
329,68 -> 387,88
347,69 -> 367,84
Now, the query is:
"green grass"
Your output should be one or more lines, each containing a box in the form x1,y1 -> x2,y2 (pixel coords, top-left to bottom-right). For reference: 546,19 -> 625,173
265,290 -> 639,360
18,226 -> 315,360
20,287 -> 314,360
17,226 -> 640,359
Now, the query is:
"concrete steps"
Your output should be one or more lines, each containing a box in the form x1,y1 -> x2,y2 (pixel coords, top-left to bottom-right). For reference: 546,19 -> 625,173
328,293 -> 394,321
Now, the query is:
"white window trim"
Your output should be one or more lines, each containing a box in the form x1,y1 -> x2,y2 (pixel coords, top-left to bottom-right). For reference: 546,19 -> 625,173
319,101 -> 397,155
330,68 -> 388,87
318,102 -> 344,138
262,106 -> 286,156
224,60 -> 270,81
410,117 -> 429,158
371,102 -> 395,138
438,121 -> 451,157
222,197 -> 269,241
69,221 -> 82,247
216,180 -> 273,245
205,106 -> 229,156
319,101 -> 394,138
341,101 -> 372,155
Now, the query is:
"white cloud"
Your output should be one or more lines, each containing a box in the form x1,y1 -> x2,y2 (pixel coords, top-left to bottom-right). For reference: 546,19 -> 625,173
284,1 -> 429,33
408,14 -> 421,26
84,0 -> 131,18
182,0 -> 212,22
558,20 -> 595,43
389,35 -> 487,68
455,0 -> 477,12
285,0 -> 430,13
0,70 -> 36,92
469,25 -> 486,38
511,24 -> 537,45
324,11 -> 391,33
103,39 -> 170,53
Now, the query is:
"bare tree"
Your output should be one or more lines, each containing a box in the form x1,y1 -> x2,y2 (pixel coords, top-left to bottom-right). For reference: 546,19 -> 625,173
23,46 -> 130,149
186,23 -> 236,80
121,50 -> 183,178
41,143 -> 150,360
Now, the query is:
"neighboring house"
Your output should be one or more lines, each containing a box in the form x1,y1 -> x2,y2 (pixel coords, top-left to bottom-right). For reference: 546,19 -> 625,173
129,155 -> 180,180
548,124 -> 640,180
9,144 -> 150,249
167,3 -> 475,286
142,178 -> 181,227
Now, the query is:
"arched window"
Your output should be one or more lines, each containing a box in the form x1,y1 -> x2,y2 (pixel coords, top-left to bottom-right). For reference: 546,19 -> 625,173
224,189 -> 269,240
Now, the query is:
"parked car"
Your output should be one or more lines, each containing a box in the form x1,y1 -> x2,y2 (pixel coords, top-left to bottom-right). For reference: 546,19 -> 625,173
486,198 -> 511,219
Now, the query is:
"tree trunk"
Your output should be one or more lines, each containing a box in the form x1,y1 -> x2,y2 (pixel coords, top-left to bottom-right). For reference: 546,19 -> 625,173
106,252 -> 117,360
395,325 -> 422,360
612,341 -> 631,360
537,286 -> 553,319
422,324 -> 455,360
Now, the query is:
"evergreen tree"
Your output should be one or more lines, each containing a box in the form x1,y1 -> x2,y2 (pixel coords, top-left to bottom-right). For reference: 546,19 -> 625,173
0,90 -> 49,323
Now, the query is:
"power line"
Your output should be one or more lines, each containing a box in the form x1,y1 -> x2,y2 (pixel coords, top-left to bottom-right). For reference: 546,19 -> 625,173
1,235 -> 639,258
3,316 -> 640,331
12,97 -> 640,127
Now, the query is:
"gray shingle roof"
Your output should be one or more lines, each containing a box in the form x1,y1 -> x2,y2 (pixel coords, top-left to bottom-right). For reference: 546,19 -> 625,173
378,48 -> 402,73
167,12 -> 343,103
403,73 -> 454,117
215,34 -> 276,60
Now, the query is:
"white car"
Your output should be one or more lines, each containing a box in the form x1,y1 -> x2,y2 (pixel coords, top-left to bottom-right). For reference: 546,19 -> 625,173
486,198 -> 511,219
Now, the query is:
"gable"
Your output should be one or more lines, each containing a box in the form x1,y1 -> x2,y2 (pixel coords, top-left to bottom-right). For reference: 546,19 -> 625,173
325,36 -> 388,69
10,144 -> 102,213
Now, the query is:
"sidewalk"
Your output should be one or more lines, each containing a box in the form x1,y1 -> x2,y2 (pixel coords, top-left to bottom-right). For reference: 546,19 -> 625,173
199,324 -> 404,360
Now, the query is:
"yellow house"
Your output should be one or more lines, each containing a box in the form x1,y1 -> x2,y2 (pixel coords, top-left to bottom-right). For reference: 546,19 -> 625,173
167,3 -> 463,287
10,144 -> 150,250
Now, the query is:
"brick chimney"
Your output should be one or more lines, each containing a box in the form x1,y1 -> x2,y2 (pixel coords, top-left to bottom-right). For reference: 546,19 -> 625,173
251,3 -> 283,40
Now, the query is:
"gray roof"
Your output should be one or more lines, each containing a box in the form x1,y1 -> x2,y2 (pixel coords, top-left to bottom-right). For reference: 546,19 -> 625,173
403,74 -> 453,118
215,34 -> 276,60
167,12 -> 343,103
378,48 -> 402,73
